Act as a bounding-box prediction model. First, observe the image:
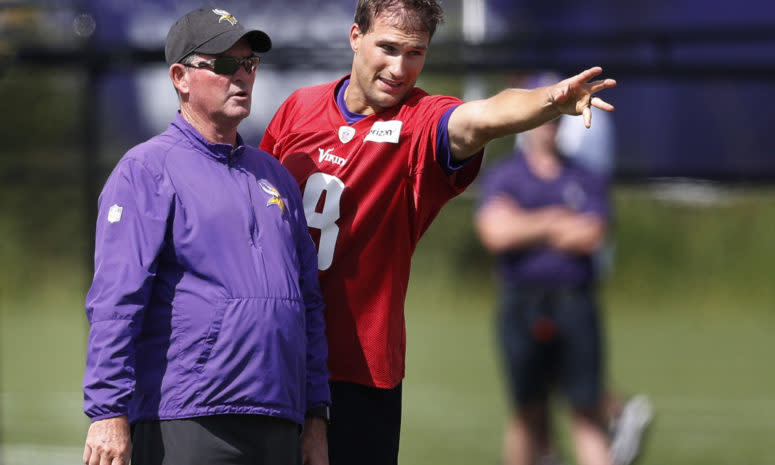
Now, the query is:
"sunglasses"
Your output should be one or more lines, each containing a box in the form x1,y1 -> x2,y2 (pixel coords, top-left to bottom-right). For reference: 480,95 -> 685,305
184,55 -> 261,75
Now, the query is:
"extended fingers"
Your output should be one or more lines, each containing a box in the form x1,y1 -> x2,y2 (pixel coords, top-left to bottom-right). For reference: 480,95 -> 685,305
588,77 -> 617,94
589,97 -> 614,111
590,96 -> 615,112
582,104 -> 592,128
576,66 -> 603,82
555,68 -> 616,119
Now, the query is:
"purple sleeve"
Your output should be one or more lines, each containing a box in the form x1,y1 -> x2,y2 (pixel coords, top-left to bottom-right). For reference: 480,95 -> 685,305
83,158 -> 171,421
288,180 -> 330,410
435,106 -> 480,176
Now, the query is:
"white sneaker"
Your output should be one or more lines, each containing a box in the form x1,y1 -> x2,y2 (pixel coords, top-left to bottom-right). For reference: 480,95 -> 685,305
610,395 -> 654,465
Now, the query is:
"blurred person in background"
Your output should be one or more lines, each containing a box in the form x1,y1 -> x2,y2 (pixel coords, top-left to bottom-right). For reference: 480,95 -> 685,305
81,7 -> 329,465
259,1 -> 616,464
555,78 -> 654,465
556,100 -> 616,279
474,73 -> 613,465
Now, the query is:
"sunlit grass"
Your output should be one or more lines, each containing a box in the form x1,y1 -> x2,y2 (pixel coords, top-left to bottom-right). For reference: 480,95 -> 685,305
2,186 -> 775,464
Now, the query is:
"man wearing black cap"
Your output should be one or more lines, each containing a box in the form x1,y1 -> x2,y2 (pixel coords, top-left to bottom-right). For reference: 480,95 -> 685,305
81,7 -> 330,465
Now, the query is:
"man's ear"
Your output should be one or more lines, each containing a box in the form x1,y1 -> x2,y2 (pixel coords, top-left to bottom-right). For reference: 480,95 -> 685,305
169,63 -> 190,96
349,23 -> 362,54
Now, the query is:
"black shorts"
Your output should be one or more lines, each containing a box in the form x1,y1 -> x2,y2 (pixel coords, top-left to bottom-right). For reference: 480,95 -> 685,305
496,284 -> 604,409
131,414 -> 300,465
328,380 -> 402,465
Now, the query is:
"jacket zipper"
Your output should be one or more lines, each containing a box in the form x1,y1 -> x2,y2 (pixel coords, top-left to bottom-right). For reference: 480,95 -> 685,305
229,147 -> 258,247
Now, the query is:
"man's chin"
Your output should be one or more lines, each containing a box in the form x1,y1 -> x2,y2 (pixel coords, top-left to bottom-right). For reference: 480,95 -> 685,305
374,92 -> 405,111
226,104 -> 251,120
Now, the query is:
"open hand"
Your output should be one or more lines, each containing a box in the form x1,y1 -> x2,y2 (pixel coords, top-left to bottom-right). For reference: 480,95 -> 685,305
550,67 -> 617,128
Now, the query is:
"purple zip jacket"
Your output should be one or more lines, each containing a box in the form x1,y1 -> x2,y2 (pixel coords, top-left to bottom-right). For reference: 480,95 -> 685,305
83,113 -> 329,425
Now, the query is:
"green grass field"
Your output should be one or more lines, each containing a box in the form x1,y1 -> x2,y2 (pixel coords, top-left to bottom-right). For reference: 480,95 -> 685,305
2,185 -> 775,464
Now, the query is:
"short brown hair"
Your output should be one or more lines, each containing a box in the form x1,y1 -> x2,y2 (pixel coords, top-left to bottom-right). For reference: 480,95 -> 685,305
354,0 -> 444,39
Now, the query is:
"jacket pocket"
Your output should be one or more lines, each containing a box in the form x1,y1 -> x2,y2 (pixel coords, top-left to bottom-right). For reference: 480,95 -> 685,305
192,301 -> 227,374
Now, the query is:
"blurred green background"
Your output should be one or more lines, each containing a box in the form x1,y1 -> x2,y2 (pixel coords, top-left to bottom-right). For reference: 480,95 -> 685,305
2,70 -> 775,465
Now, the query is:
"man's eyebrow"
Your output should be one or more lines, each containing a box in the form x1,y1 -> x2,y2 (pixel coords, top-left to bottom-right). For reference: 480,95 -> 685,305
375,38 -> 428,51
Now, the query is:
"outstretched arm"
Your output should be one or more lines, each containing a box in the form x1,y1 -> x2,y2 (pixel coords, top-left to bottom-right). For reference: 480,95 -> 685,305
448,67 -> 617,161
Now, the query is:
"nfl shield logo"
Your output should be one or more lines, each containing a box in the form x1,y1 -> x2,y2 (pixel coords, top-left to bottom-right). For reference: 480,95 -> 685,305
338,126 -> 356,144
107,204 -> 123,223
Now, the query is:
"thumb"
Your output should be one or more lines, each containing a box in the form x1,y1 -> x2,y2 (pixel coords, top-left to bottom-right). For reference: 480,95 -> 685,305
550,83 -> 569,104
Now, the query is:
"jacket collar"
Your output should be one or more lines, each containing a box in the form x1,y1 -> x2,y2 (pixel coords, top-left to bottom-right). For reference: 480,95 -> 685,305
170,112 -> 246,163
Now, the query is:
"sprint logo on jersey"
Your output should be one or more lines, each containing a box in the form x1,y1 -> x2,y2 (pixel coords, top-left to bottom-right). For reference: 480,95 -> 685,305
318,148 -> 347,167
364,120 -> 402,143
258,180 -> 286,213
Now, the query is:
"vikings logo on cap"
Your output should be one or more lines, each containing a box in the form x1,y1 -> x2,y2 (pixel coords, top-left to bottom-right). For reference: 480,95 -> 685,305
259,180 -> 286,213
212,8 -> 238,26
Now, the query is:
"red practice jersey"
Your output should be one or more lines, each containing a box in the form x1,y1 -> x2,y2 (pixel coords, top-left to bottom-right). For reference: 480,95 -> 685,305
260,76 -> 482,388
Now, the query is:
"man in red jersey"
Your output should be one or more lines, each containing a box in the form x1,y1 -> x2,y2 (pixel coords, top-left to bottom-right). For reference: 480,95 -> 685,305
260,1 -> 616,464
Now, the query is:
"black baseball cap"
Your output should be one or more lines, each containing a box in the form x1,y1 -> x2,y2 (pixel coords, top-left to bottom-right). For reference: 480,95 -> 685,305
165,7 -> 272,66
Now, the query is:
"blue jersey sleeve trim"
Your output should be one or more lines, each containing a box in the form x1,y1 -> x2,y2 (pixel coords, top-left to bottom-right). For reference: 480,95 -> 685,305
436,105 -> 477,176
